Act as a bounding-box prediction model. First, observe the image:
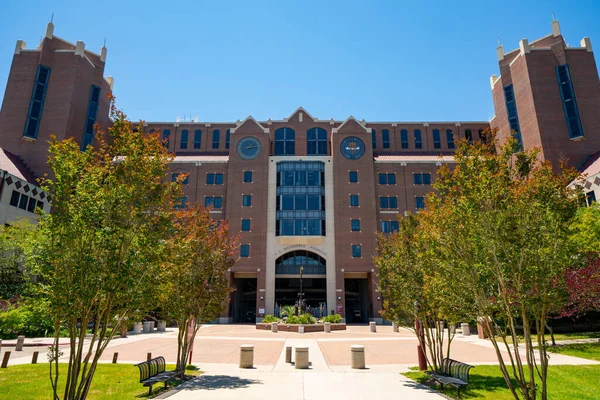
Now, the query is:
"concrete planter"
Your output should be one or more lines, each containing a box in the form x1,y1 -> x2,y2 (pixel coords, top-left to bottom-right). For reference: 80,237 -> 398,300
142,321 -> 153,333
133,322 -> 143,334
157,321 -> 167,332
255,323 -> 346,333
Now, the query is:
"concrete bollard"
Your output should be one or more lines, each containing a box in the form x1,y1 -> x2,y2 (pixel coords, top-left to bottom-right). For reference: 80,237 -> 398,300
294,347 -> 309,369
298,326 -> 304,334
324,322 -> 331,333
461,323 -> 470,336
351,345 -> 366,369
31,351 -> 39,364
142,321 -> 153,334
1,351 -> 10,368
271,322 -> 278,333
285,346 -> 292,363
147,352 -> 152,361
239,344 -> 254,368
15,336 -> 25,351
370,321 -> 377,333
112,352 -> 119,364
393,322 -> 399,332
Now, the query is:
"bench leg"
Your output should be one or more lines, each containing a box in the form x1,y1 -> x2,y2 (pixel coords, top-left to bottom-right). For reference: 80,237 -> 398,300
148,384 -> 153,396
457,386 -> 461,400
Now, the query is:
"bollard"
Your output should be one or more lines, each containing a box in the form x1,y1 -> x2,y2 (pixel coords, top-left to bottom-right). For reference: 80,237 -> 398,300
32,351 -> 39,364
1,351 -> 10,368
461,323 -> 470,336
285,346 -> 292,363
351,345 -> 366,369
294,347 -> 309,369
298,326 -> 304,334
239,344 -> 254,368
112,352 -> 119,364
393,322 -> 399,333
271,322 -> 278,333
147,352 -> 152,361
370,321 -> 376,333
15,335 -> 25,351
324,322 -> 331,333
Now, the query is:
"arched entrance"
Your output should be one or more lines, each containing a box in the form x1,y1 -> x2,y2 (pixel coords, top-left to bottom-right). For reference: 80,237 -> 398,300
274,251 -> 327,317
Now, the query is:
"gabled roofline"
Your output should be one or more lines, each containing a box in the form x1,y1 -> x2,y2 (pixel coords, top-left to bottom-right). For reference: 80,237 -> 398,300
332,116 -> 371,134
284,106 -> 315,122
230,116 -> 269,134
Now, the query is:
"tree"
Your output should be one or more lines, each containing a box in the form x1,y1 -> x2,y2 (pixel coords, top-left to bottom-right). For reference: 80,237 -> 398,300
423,131 -> 581,400
0,220 -> 37,301
160,205 -> 237,373
34,97 -> 181,400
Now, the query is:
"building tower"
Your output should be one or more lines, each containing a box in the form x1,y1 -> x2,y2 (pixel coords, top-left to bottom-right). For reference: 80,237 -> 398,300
490,19 -> 600,170
0,20 -> 113,178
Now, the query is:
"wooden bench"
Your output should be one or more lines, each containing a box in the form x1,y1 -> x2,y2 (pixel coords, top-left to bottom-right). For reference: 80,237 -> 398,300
427,358 -> 474,398
134,356 -> 178,395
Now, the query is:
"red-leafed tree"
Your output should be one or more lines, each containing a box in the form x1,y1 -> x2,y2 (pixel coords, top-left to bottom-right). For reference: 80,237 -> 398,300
560,257 -> 600,317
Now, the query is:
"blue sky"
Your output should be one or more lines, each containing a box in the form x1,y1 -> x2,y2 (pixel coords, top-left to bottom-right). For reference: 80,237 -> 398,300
1,1 -> 599,122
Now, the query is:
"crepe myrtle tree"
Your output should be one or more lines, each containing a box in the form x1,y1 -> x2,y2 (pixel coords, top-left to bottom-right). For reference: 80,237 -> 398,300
34,96 -> 182,400
160,205 -> 238,373
424,130 -> 581,400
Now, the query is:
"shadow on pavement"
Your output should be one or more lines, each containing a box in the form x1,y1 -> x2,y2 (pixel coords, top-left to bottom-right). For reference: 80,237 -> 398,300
182,375 -> 263,391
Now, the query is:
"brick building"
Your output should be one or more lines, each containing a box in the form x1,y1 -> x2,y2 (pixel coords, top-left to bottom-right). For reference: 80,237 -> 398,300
0,20 -> 598,323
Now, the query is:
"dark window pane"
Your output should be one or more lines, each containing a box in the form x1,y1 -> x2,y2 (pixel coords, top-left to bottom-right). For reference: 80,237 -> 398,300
194,130 -> 202,149
215,173 -> 224,185
378,173 -> 386,184
387,173 -> 396,184
10,191 -> 19,207
380,197 -> 389,209
423,173 -> 431,185
282,195 -> 294,210
180,130 -> 188,149
27,197 -> 37,212
244,171 -> 253,183
401,130 -> 408,149
350,195 -> 359,207
243,195 -> 252,207
352,245 -> 361,258
349,171 -> 358,183
382,129 -> 390,149
212,129 -> 220,149
351,219 -> 360,231
414,174 -> 422,185
295,194 -> 307,210
389,197 -> 398,208
241,219 -> 251,231
214,197 -> 223,208
19,194 -> 28,210
240,244 -> 250,257
206,174 -> 215,184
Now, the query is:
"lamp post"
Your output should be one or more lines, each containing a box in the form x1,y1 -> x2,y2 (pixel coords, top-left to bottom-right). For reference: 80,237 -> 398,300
299,265 -> 304,311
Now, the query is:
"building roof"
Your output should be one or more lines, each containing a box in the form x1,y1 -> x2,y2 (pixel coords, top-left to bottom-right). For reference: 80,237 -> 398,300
579,151 -> 600,177
171,155 -> 229,164
374,154 -> 455,164
0,148 -> 37,183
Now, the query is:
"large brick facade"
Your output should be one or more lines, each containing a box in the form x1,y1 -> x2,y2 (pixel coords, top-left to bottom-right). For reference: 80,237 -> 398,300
0,20 -> 598,323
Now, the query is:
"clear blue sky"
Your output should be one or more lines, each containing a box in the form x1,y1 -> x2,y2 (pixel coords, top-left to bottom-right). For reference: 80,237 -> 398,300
1,1 -> 599,122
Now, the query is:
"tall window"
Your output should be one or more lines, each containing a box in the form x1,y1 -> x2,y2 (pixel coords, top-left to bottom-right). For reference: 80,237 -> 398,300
478,129 -> 487,144
382,129 -> 390,149
586,191 -> 597,206
413,173 -> 431,185
180,129 -> 189,149
276,161 -> 325,236
349,171 -> 358,183
400,129 -> 409,149
81,85 -> 101,150
162,129 -> 171,148
351,219 -> 360,231
240,244 -> 250,258
556,64 -> 584,139
416,196 -> 425,210
446,129 -> 455,149
378,173 -> 396,185
432,129 -> 441,149
465,129 -> 473,144
372,129 -> 377,149
380,196 -> 398,209
24,65 -> 51,139
503,84 -> 523,150
241,219 -> 251,232
274,128 -> 295,155
205,196 -> 223,209
172,172 -> 189,185
307,127 -> 327,155
352,245 -> 361,258
225,129 -> 231,149
212,129 -> 220,149
350,195 -> 359,207
243,195 -> 252,207
243,171 -> 253,183
206,173 -> 224,185
194,130 -> 202,149
414,129 -> 422,149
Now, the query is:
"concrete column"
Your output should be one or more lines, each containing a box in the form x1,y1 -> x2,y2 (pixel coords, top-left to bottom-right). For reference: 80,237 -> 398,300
393,322 -> 399,332
324,322 -> 331,333
239,345 -> 254,368
370,321 -> 376,333
351,345 -> 366,369
271,322 -> 278,333
295,347 -> 309,369
15,336 -> 25,351
285,346 -> 292,363
461,323 -> 470,336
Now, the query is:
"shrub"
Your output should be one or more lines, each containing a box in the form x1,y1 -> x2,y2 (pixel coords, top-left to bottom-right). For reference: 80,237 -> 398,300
287,313 -> 316,324
280,305 -> 296,318
0,299 -> 54,339
262,315 -> 278,323
322,314 -> 342,323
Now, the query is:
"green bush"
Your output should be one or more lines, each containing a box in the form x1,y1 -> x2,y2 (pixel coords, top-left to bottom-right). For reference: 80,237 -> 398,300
0,299 -> 54,339
262,315 -> 278,323
322,314 -> 342,323
286,313 -> 316,324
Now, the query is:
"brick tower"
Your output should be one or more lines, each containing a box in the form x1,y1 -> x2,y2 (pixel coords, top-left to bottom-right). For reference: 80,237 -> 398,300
0,20 -> 113,178
490,19 -> 600,171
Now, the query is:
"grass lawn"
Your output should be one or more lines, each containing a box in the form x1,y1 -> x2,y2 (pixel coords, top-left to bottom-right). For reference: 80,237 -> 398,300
404,364 -> 600,400
548,342 -> 600,361
491,331 -> 600,344
0,363 -> 201,399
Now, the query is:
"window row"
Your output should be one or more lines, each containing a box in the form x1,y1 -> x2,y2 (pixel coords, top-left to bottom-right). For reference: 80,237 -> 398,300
276,218 -> 326,236
277,194 -> 324,211
177,129 -> 230,150
277,170 -> 324,187
206,173 -> 224,185
275,127 -> 328,156
9,191 -> 44,214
